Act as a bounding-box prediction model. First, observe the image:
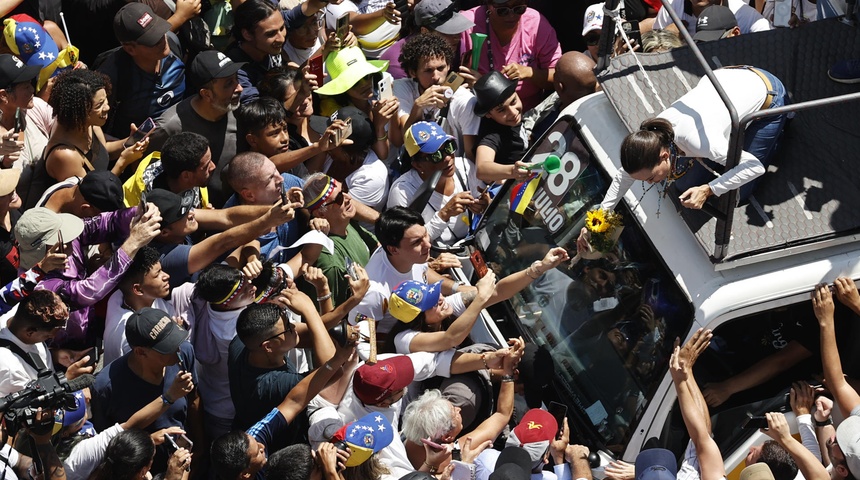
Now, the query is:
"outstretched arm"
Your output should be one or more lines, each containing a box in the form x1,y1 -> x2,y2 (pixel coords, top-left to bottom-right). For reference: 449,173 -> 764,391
670,329 -> 725,480
813,282 -> 860,416
278,346 -> 355,423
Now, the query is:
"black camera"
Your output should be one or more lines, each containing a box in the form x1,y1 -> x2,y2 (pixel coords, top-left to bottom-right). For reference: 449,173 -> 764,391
0,371 -> 94,436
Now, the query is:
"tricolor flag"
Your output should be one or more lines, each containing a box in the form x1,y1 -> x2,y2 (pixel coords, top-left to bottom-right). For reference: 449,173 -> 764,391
509,172 -> 541,215
331,412 -> 394,466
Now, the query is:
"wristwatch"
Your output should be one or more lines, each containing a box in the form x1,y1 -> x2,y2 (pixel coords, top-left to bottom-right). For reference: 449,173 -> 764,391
814,416 -> 833,427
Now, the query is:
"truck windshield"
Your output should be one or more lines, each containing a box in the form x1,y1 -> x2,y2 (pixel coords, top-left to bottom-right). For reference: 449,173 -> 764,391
476,117 -> 694,451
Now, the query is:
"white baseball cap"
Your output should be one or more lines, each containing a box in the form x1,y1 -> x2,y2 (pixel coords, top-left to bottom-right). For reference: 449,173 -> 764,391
583,3 -> 605,36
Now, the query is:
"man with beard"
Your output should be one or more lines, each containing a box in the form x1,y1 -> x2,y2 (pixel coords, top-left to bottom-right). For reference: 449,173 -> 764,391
150,51 -> 244,207
227,0 -> 334,104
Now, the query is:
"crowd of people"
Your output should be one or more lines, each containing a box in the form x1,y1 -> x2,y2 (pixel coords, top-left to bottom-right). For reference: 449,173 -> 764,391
0,0 -> 854,479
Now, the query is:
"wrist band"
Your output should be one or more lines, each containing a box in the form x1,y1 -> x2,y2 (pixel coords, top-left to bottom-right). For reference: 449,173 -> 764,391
526,261 -> 542,279
481,353 -> 489,370
161,393 -> 174,406
500,375 -> 515,383
377,134 -> 388,141
814,417 -> 833,427
423,462 -> 438,474
317,292 -> 332,302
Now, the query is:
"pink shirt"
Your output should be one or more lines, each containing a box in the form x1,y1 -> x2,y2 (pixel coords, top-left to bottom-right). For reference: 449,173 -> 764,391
459,6 -> 561,112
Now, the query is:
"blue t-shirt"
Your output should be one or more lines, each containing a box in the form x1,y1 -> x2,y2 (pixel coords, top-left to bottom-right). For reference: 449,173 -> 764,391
247,408 -> 289,480
156,242 -> 193,289
223,173 -> 305,263
91,341 -> 198,432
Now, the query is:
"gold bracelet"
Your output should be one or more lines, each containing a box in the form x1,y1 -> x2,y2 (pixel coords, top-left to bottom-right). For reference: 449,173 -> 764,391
423,461 -> 438,474
481,353 -> 489,370
376,134 -> 388,141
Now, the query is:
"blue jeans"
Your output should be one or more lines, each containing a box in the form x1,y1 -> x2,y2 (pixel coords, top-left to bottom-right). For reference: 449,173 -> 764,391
673,68 -> 788,204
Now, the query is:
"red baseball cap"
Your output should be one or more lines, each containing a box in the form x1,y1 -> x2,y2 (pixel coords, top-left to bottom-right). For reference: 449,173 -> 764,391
512,409 -> 558,444
353,356 -> 415,405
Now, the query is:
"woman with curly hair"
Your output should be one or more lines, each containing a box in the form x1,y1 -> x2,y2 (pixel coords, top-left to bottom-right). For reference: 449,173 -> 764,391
20,69 -> 147,208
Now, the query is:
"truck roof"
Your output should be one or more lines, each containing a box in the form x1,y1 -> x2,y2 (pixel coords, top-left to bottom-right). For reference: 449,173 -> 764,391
594,18 -> 860,267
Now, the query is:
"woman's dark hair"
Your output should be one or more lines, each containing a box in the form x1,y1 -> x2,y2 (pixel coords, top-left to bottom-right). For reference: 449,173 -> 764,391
258,66 -> 303,103
233,0 -> 279,42
48,69 -> 112,131
194,264 -> 243,303
91,429 -> 155,480
376,206 -> 425,254
383,313 -> 427,354
619,118 -> 675,173
211,431 -> 253,480
162,132 -> 210,179
399,32 -> 454,77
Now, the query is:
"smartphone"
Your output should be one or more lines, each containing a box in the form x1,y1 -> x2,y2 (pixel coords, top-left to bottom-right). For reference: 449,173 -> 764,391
341,117 -> 353,141
280,181 -> 288,204
548,401 -> 568,438
420,438 -> 444,450
308,53 -> 324,81
177,356 -> 186,373
442,72 -> 465,93
13,107 -> 24,134
336,13 -> 350,44
470,249 -> 488,278
773,0 -> 791,27
378,76 -> 394,101
393,0 -> 409,18
57,229 -> 65,256
345,257 -> 359,281
82,347 -> 98,369
741,414 -> 769,430
164,433 -> 180,452
175,433 -> 194,450
621,20 -> 642,47
124,117 -> 157,148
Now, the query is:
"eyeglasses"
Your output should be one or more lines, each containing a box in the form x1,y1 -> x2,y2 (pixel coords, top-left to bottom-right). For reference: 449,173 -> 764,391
419,140 -> 456,164
259,315 -> 296,346
585,35 -> 601,46
322,183 -> 349,209
494,4 -> 527,16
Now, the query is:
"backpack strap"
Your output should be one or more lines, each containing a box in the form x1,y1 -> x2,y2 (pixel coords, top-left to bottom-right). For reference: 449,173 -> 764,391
0,338 -> 49,373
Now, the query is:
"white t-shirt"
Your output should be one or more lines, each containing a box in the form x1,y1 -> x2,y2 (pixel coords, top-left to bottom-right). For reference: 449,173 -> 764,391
654,0 -> 773,33
353,247 -> 430,333
392,293 -> 466,354
103,290 -> 176,366
195,306 -> 241,420
386,157 -> 484,246
602,68 -> 770,210
394,81 -> 479,158
63,424 -> 124,480
0,326 -> 55,396
19,97 -> 53,169
323,150 -> 389,210
0,444 -> 20,480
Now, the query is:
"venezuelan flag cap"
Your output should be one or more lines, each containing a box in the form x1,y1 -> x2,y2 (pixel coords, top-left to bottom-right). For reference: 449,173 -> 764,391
389,280 -> 443,323
332,412 -> 394,467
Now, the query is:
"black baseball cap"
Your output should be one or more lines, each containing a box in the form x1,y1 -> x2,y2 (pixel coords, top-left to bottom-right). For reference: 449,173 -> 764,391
189,50 -> 245,89
147,188 -> 193,227
113,3 -> 171,47
125,307 -> 188,354
0,54 -> 40,89
79,171 -> 124,212
693,5 -> 738,43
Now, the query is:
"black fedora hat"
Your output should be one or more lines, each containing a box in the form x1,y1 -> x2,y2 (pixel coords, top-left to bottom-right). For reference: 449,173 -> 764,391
473,71 -> 518,117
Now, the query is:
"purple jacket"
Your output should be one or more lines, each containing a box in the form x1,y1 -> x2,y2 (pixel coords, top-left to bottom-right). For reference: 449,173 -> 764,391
37,207 -> 138,348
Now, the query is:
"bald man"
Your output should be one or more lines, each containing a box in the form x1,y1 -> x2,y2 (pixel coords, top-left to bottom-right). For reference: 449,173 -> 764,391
524,51 -> 599,141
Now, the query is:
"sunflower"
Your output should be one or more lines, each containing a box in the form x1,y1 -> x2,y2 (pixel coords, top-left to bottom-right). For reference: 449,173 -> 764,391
586,209 -> 611,233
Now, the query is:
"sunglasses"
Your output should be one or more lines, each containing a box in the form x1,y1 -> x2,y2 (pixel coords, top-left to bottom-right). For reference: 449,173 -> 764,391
419,140 -> 456,164
585,34 -> 601,46
494,4 -> 527,16
322,182 -> 349,209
